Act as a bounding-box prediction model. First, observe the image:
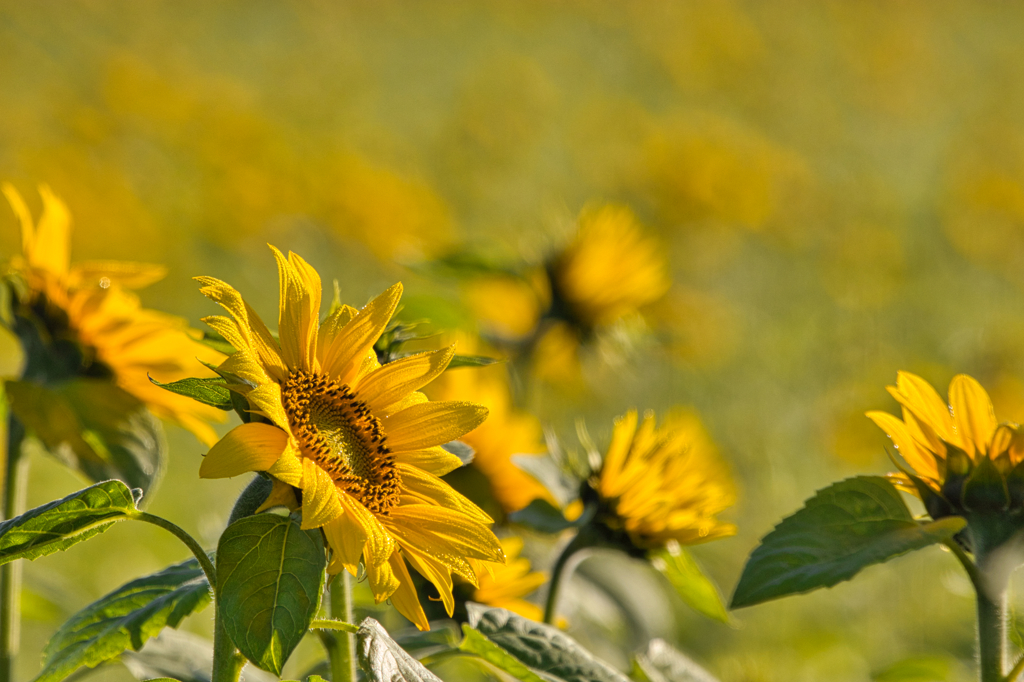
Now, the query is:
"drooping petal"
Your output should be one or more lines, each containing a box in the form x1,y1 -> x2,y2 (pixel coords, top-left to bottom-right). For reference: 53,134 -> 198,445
338,493 -> 396,570
267,442 -> 304,486
385,401 -> 488,451
199,423 -> 288,478
949,374 -> 997,459
365,550 -> 401,603
357,346 -> 455,415
393,446 -> 465,476
321,283 -> 403,383
323,513 -> 367,576
385,506 -> 504,563
402,545 -> 455,616
387,553 -> 429,631
300,458 -> 344,529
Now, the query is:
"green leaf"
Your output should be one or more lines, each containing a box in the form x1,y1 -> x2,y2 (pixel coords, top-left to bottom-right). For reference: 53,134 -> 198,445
459,625 -> 548,682
508,499 -> 585,534
216,513 -> 326,675
8,379 -> 166,493
197,331 -> 236,356
148,376 -> 233,411
34,558 -> 212,682
466,603 -> 631,682
447,354 -> 502,369
650,544 -> 729,623
357,618 -> 442,682
0,480 -> 140,566
730,476 -> 968,609
633,639 -> 719,682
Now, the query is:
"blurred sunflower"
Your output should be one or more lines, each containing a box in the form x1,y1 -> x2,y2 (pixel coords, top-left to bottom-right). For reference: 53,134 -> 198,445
867,372 -> 1024,527
424,334 -> 555,514
2,183 -> 225,446
196,246 -> 504,630
470,536 -> 547,621
588,409 -> 736,550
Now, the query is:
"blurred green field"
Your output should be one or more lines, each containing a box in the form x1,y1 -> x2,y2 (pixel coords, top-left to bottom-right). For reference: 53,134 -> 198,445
6,2 -> 1024,681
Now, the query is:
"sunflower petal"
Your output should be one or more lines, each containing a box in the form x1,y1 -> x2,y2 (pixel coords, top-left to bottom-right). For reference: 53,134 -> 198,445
323,513 -> 367,576
317,304 -> 358,363
385,401 -> 488,451
300,457 -> 344,529
387,553 -> 429,631
365,551 -> 401,602
357,347 -> 456,415
393,446 -> 464,476
889,372 -> 956,445
402,545 -> 455,617
338,493 -> 396,570
256,478 -> 300,513
866,411 -> 938,480
321,283 -> 403,384
949,374 -> 997,459
199,422 -> 288,478
267,443 -> 304,486
271,246 -> 321,373
385,506 -> 504,562
397,464 -> 493,523
598,409 -> 638,498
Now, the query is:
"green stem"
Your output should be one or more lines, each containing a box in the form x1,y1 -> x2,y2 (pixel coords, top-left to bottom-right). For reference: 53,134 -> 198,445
133,512 -> 216,587
328,572 -> 357,682
543,528 -> 598,625
212,604 -> 245,682
0,410 -> 26,682
977,586 -> 1006,682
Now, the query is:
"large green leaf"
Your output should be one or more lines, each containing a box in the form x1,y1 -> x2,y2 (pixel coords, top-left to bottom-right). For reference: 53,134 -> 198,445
148,376 -> 233,411
0,480 -> 140,565
633,639 -> 718,682
730,476 -> 968,609
459,625 -> 550,682
651,544 -> 729,623
35,558 -> 212,682
216,513 -> 326,675
356,618 -> 442,682
466,603 -> 631,682
8,379 -> 166,493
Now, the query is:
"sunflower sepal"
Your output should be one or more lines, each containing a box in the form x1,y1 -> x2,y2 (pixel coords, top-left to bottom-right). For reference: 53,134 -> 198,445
148,375 -> 233,411
963,454 -> 1011,513
906,473 -> 956,521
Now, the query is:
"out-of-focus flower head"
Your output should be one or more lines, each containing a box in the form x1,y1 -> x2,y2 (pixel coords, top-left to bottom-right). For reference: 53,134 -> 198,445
868,372 -> 1024,552
195,246 -> 505,630
470,536 -> 547,622
424,333 -> 556,514
2,183 -> 225,447
585,409 -> 736,552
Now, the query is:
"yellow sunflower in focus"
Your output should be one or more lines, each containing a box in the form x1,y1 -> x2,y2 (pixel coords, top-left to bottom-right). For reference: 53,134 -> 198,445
196,247 -> 504,630
471,537 -> 547,622
591,409 -> 736,550
3,183 -> 225,445
867,372 -> 1024,519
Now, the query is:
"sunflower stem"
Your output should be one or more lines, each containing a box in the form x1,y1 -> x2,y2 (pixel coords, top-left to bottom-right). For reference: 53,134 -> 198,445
543,527 -> 598,625
133,512 -> 217,587
327,572 -> 358,682
0,407 -> 26,682
977,585 -> 1006,682
212,601 -> 245,682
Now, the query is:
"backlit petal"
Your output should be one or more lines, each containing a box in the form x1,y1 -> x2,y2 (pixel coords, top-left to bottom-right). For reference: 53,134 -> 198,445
199,422 -> 288,478
271,246 -> 321,373
387,553 -> 429,631
949,374 -> 997,459
300,457 -> 344,529
321,283 -> 402,384
866,411 -> 938,480
385,401 -> 488,451
393,446 -> 464,476
357,346 -> 455,415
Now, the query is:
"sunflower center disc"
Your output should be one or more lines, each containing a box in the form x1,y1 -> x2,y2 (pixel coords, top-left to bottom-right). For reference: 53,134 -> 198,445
282,370 -> 401,514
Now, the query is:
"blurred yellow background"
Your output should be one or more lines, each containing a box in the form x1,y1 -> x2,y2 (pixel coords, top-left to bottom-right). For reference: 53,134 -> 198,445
6,2 -> 1024,681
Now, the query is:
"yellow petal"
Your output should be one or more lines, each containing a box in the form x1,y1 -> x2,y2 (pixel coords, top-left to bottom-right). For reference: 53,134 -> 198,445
385,401 -> 488,451
357,347 -> 455,415
2,183 -> 36,261
321,283 -> 402,384
598,409 -> 638,498
366,550 -> 401,602
317,304 -> 358,363
323,513 -> 366,576
397,464 -> 493,523
866,411 -> 938,480
393,446 -> 464,476
199,423 -> 288,478
68,260 -> 167,289
385,506 -> 504,563
202,315 -> 248,355
300,457 -> 344,529
949,374 -> 997,459
267,443 -> 304,486
338,493 -> 396,569
889,372 -> 956,445
387,553 -> 430,631
271,246 -> 321,373
402,545 -> 455,617
243,379 -> 291,431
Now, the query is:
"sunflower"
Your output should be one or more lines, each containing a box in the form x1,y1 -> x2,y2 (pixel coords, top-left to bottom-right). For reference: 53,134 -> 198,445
424,334 -> 555,513
867,372 -> 1024,523
2,183 -> 225,445
196,246 -> 505,630
471,537 -> 546,621
589,409 -> 736,550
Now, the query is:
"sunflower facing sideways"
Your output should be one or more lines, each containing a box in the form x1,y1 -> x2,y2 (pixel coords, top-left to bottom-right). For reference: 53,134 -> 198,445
2,183 -> 225,446
196,246 -> 505,630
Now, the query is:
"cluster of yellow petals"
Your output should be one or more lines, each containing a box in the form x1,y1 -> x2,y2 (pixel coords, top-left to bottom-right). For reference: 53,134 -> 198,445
471,536 -> 547,621
597,409 -> 736,549
2,183 -> 225,444
867,371 -> 1024,490
196,246 -> 504,630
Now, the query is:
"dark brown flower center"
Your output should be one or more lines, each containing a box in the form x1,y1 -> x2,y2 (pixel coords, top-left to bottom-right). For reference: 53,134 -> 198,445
282,370 -> 401,514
